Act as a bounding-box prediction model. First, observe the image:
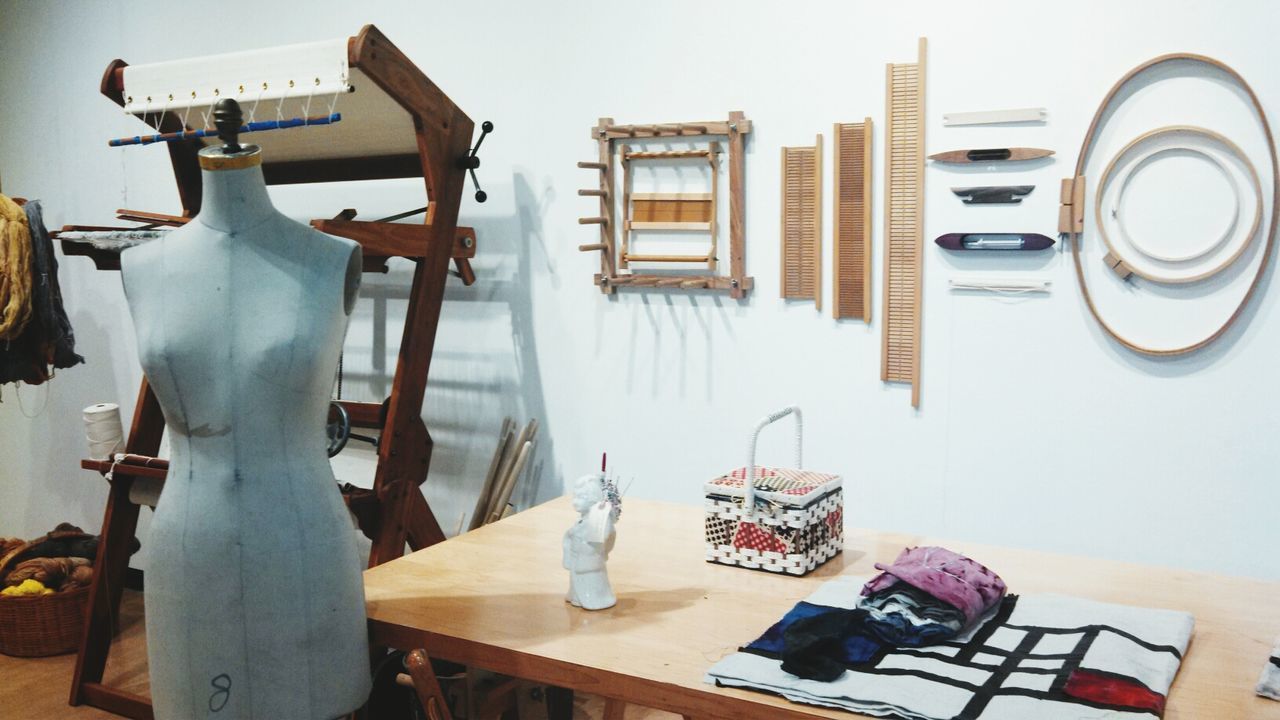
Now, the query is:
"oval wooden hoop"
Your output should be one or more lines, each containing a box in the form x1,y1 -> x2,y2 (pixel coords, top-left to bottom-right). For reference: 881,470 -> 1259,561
1069,54 -> 1279,356
1096,125 -> 1262,280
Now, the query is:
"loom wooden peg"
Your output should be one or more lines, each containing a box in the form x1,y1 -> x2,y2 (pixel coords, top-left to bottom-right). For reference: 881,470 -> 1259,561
683,125 -> 707,134
608,276 -> 633,285
656,278 -> 684,287
578,217 -> 606,225
578,161 -> 607,170
680,279 -> 707,289
630,276 -> 660,286
578,189 -> 607,197
578,243 -> 607,252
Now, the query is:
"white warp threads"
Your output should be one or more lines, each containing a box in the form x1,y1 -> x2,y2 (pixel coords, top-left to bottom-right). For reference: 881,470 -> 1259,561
83,402 -> 124,460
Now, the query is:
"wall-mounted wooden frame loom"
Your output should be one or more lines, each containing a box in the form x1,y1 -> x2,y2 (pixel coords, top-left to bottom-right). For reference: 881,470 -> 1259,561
54,25 -> 478,719
578,112 -> 754,298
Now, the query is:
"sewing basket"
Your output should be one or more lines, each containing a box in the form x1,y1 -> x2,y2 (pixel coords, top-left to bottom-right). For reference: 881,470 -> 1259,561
0,531 -> 94,657
703,406 -> 843,576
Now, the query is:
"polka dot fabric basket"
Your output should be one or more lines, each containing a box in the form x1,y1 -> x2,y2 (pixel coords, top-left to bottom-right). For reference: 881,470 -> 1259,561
704,406 -> 842,576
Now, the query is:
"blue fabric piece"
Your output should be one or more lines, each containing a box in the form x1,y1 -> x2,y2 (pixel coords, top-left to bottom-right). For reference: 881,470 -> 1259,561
745,601 -> 881,664
862,612 -> 959,647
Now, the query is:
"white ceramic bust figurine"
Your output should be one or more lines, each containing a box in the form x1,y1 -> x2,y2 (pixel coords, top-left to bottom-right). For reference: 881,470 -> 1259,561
563,473 -> 621,610
120,121 -> 370,719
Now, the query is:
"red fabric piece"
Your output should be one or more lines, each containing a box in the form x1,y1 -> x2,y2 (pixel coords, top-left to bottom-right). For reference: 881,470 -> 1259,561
825,509 -> 842,535
733,522 -> 788,554
1063,669 -> 1166,714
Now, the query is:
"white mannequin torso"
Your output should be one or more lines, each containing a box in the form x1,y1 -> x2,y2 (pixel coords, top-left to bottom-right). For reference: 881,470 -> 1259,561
121,148 -> 370,720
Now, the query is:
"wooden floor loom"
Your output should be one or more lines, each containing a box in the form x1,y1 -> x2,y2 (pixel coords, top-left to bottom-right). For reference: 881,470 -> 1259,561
55,25 -> 481,719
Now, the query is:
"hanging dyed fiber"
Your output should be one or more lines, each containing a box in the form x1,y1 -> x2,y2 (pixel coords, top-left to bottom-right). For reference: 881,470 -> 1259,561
0,194 -> 33,339
0,199 -> 84,387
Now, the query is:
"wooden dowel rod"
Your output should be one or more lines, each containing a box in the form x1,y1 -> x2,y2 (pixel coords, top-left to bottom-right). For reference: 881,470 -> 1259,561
469,418 -> 513,531
608,276 -> 634,284
483,420 -> 537,523
486,418 -> 537,524
487,440 -> 533,525
578,189 -> 607,197
625,150 -> 712,159
623,253 -> 711,263
578,243 -> 607,252
682,125 -> 707,133
116,208 -> 189,226
578,217 -> 607,225
656,278 -> 685,287
681,279 -> 708,288
578,161 -> 607,170
629,277 -> 660,286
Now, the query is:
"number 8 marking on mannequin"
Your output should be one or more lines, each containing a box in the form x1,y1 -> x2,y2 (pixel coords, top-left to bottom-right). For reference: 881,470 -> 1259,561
209,673 -> 231,713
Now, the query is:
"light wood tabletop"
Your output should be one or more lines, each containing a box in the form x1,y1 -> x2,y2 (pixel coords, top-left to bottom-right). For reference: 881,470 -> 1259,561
363,496 -> 1280,719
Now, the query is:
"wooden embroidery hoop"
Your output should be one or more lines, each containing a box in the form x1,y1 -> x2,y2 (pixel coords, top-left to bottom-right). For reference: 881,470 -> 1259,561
1061,53 -> 1279,356
1094,125 -> 1263,282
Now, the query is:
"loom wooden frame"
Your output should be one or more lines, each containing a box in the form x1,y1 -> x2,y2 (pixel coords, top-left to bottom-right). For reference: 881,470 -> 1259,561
579,112 -> 753,297
833,119 -> 873,320
780,136 -> 823,308
620,144 -> 720,270
59,25 -> 476,719
882,39 -> 927,408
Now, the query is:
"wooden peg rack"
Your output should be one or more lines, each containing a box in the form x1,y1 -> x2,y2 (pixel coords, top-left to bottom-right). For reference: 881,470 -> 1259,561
55,25 -> 478,719
577,112 -> 754,298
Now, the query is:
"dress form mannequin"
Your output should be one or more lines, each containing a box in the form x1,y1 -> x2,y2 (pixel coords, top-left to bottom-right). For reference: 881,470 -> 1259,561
120,103 -> 369,719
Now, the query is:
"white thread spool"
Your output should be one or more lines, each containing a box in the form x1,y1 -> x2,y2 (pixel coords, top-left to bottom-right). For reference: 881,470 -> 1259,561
83,403 -> 124,460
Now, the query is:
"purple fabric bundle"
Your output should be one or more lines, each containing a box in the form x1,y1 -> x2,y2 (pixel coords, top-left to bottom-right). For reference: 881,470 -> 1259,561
862,546 -> 1006,626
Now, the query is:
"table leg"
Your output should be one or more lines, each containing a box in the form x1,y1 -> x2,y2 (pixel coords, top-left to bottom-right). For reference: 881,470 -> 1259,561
603,697 -> 626,720
545,685 -> 573,720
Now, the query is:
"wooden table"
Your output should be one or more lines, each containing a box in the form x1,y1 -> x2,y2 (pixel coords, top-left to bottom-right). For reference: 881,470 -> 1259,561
363,497 -> 1280,719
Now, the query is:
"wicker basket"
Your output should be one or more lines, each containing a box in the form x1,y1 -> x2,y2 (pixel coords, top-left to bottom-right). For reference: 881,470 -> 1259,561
0,531 -> 94,657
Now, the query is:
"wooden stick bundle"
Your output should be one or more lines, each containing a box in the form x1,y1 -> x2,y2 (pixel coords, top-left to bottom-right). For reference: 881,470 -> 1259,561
469,418 -> 538,530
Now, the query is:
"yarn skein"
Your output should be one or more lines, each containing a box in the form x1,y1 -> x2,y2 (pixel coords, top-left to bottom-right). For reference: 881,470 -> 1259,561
84,403 -> 124,460
0,194 -> 33,339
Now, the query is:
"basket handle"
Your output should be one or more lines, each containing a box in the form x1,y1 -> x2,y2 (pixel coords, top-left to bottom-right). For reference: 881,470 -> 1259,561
743,406 -> 803,519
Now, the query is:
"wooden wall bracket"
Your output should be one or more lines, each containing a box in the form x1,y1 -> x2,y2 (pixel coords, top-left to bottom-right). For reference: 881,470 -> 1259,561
63,25 -> 476,719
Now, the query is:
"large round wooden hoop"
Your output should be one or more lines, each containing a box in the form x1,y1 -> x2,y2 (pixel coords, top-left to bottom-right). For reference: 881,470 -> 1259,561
1068,54 -> 1278,356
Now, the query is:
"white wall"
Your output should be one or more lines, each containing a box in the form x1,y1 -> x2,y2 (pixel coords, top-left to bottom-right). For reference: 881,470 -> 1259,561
2,0 -> 1278,580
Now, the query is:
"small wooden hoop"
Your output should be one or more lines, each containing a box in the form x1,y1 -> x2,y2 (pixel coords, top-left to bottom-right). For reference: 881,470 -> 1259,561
1067,54 -> 1278,356
1094,125 -> 1262,281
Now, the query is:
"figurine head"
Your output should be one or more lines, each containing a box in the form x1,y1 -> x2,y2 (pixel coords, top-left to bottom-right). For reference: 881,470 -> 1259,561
572,472 -> 622,521
572,473 -> 606,514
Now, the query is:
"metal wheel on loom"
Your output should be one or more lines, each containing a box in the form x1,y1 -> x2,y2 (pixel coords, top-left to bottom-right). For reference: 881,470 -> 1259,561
327,401 -> 351,457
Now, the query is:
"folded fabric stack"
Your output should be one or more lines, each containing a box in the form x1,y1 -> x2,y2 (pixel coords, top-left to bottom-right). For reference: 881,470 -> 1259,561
707,550 -> 1195,719
779,546 -> 1006,680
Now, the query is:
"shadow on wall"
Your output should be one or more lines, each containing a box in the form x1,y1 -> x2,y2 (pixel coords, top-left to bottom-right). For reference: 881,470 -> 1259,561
10,272 -> 124,544
337,172 -> 559,533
